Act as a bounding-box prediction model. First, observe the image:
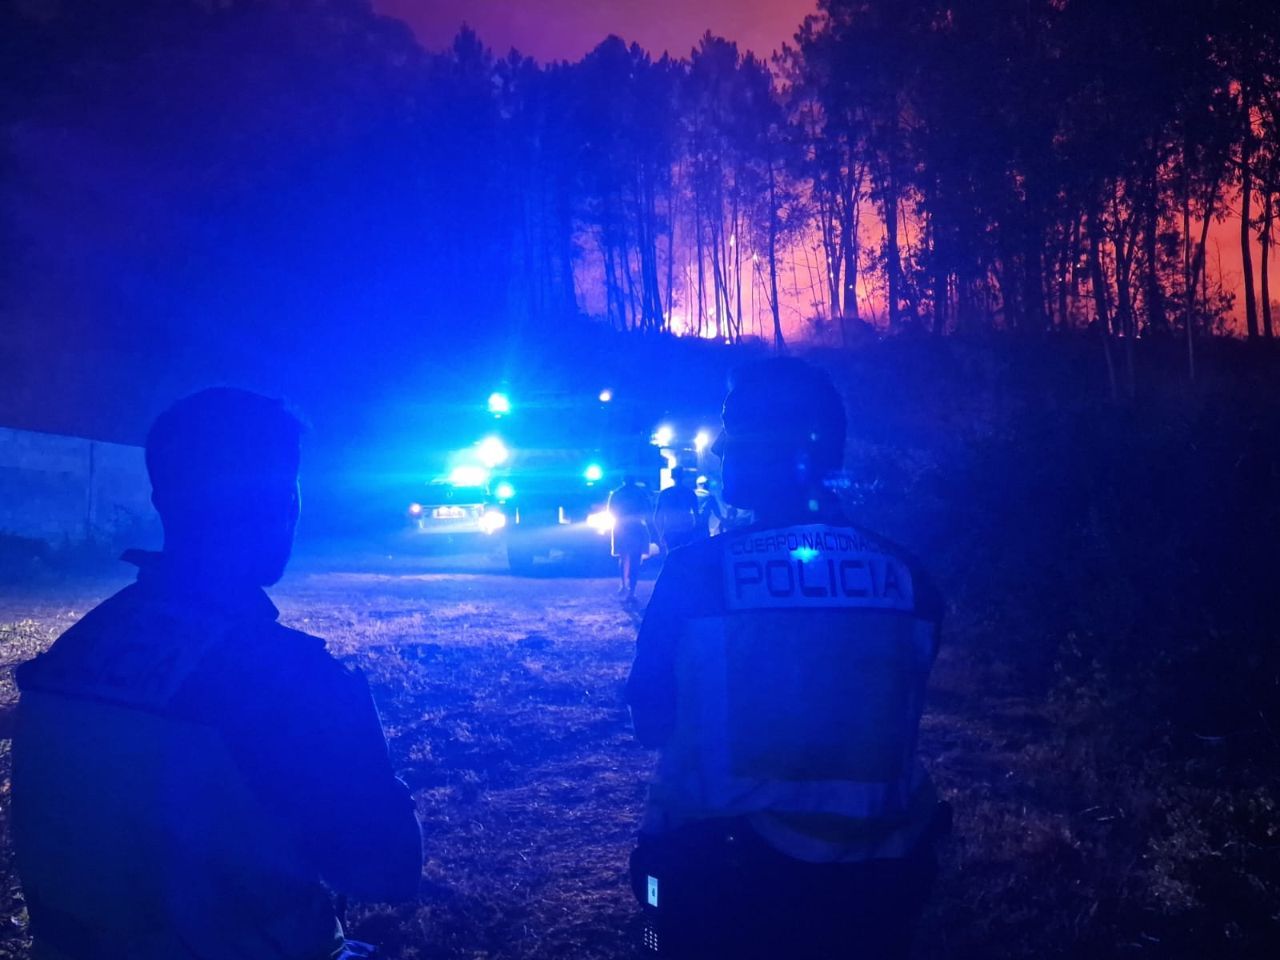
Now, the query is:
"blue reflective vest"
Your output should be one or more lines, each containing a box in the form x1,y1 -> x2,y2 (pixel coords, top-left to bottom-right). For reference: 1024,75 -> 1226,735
627,520 -> 943,863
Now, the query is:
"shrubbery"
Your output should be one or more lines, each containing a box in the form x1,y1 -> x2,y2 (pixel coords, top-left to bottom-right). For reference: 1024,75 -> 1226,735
817,335 -> 1280,956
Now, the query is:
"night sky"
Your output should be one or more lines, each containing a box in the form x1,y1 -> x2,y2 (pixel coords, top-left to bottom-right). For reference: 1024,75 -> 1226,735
373,0 -> 817,62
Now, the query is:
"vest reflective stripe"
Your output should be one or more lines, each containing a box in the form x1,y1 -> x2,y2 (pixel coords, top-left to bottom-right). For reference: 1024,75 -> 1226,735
14,692 -> 344,960
747,769 -> 939,863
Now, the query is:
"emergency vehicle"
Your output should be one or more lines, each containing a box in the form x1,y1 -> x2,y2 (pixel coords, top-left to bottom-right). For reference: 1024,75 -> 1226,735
405,387 -> 720,573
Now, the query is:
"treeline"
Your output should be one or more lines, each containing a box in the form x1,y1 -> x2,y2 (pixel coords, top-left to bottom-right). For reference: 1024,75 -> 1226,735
3,1 -> 1280,369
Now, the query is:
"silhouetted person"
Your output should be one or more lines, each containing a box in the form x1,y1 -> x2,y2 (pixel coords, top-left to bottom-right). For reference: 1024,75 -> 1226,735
609,474 -> 652,602
626,358 -> 946,959
692,474 -> 722,539
653,469 -> 699,554
12,388 -> 422,960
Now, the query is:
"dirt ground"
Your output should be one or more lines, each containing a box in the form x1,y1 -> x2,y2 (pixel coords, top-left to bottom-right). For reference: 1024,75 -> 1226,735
0,544 -> 1275,959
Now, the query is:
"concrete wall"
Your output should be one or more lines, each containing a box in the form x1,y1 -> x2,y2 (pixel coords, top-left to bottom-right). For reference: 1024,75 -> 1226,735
0,426 -> 160,548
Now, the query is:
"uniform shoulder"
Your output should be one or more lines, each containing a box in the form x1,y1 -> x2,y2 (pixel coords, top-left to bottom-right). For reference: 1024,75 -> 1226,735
664,530 -> 725,568
265,621 -> 329,654
252,621 -> 350,683
15,584 -> 143,690
178,619 -> 364,734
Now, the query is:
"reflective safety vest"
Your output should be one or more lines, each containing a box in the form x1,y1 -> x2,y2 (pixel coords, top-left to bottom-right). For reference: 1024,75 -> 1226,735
627,521 -> 943,863
13,584 -> 348,960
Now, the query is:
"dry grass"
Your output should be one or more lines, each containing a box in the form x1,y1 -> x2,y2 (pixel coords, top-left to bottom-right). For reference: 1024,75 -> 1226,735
0,552 -> 1276,959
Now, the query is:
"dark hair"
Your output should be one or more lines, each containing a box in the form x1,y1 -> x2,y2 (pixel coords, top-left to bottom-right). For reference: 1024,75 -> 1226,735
723,357 -> 847,472
146,388 -> 303,518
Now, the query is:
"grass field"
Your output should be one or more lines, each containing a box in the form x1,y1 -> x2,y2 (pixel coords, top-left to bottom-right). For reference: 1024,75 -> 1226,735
0,544 -> 1276,959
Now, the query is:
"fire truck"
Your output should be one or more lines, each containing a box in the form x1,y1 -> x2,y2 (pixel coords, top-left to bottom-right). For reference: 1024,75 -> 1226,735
405,387 -> 718,573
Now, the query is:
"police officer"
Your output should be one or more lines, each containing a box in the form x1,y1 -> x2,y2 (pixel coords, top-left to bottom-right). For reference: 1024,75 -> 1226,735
12,388 -> 422,960
608,474 -> 653,602
626,358 -> 945,959
653,469 -> 700,554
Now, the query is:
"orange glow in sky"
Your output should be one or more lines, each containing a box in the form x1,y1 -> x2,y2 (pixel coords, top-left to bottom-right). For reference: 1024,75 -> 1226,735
373,0 -> 1272,336
374,0 -> 817,63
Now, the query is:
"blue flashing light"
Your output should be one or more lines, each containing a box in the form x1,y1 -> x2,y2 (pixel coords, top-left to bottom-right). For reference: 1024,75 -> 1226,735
791,546 -> 820,563
478,435 -> 509,467
488,392 -> 511,415
584,463 -> 604,482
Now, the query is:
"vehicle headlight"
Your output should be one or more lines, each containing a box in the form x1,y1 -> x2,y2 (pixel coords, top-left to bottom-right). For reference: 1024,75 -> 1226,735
584,463 -> 604,482
408,502 -> 423,516
694,430 -> 712,452
479,509 -> 507,535
449,465 -> 489,487
654,424 -> 675,447
488,392 -> 511,415
586,509 -> 615,534
495,481 -> 515,501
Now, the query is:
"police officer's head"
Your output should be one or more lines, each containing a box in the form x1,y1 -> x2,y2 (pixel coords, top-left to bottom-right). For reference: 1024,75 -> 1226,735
146,388 -> 303,586
715,357 -> 846,512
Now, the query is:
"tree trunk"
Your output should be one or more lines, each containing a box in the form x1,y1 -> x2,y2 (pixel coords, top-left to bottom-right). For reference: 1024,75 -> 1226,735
557,182 -> 578,319
732,193 -> 744,343
1262,189 -> 1273,339
622,242 -> 639,331
1068,215 -> 1082,327
767,157 -> 785,351
819,187 -> 842,327
602,227 -> 620,329
840,164 -> 863,326
708,191 -> 733,339
1054,223 -> 1069,331
1088,208 -> 1119,400
934,228 -> 949,335
1088,208 -> 1112,328
1114,249 -> 1132,338
1024,231 -> 1048,333
1143,165 -> 1169,334
1190,176 -> 1219,325
882,164 -> 900,331
664,170 -> 676,332
1115,249 -> 1136,397
1241,124 -> 1260,339
694,195 -> 707,336
1182,169 -> 1195,382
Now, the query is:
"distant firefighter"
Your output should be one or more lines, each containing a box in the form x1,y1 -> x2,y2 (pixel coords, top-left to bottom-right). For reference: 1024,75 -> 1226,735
653,468 -> 700,553
626,358 -> 947,959
12,388 -> 422,960
609,473 -> 653,602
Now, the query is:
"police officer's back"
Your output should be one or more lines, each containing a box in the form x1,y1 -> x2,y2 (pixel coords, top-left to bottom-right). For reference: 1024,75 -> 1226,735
12,389 -> 422,960
626,359 -> 944,959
